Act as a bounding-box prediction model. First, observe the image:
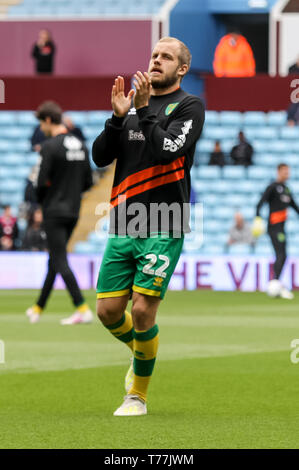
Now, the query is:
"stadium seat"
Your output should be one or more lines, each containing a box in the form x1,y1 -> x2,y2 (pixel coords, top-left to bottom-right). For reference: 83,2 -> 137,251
247,166 -> 271,180
243,126 -> 278,140
267,111 -> 287,126
0,112 -> 17,125
222,166 -> 246,179
204,111 -> 219,125
228,244 -> 252,255
219,111 -> 243,126
197,166 -> 221,180
203,126 -> 238,140
197,140 -> 214,153
267,140 -> 290,153
280,126 -> 299,140
219,139 -> 235,153
243,111 -> 266,126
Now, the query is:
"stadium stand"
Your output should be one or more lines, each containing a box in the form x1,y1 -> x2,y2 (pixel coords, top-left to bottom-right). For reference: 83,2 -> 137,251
7,0 -> 167,17
1,109 -> 299,256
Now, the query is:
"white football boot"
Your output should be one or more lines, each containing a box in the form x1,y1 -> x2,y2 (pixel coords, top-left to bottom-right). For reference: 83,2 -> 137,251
279,287 -> 294,300
60,309 -> 93,325
113,395 -> 147,416
26,307 -> 41,324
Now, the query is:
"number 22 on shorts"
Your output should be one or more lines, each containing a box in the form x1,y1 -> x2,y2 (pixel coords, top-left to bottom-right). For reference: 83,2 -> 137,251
142,254 -> 170,278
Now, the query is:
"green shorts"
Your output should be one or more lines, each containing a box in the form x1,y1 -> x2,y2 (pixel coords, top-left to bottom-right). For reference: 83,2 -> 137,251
96,235 -> 184,300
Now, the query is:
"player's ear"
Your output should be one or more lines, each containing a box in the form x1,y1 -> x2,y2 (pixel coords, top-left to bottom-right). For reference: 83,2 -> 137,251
178,64 -> 188,78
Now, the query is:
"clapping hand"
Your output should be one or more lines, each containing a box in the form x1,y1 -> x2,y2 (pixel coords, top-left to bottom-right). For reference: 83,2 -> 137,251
111,76 -> 135,118
133,71 -> 151,110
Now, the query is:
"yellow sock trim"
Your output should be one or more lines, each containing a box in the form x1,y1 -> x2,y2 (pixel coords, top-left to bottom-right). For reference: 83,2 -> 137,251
32,305 -> 42,314
77,303 -> 89,313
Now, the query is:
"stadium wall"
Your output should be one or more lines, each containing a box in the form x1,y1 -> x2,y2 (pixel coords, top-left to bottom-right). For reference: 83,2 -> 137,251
0,20 -> 151,76
0,75 -> 296,110
2,252 -> 299,292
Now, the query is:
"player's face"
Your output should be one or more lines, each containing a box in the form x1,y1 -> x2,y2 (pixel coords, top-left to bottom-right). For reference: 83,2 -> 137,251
39,119 -> 52,137
148,41 -> 185,90
278,166 -> 290,182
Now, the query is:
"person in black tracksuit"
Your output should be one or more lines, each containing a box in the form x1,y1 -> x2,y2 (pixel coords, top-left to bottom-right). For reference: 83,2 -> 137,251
32,30 -> 56,75
26,101 -> 93,324
256,163 -> 299,281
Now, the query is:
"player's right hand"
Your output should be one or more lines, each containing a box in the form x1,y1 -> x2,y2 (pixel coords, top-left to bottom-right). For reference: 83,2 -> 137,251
111,76 -> 135,118
252,216 -> 265,238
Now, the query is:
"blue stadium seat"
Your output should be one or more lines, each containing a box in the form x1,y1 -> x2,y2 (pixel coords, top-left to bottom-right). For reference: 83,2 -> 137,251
257,153 -> 280,167
267,111 -> 287,126
200,244 -> 224,255
82,126 -> 100,140
267,140 -> 290,153
288,245 -> 299,256
0,111 -> 17,124
222,166 -> 246,179
243,111 -> 266,126
87,111 -> 111,125
204,111 -> 219,125
197,166 -> 221,180
204,220 -> 222,233
228,244 -> 252,255
219,139 -> 235,153
243,126 -> 278,140
16,111 -> 38,126
289,141 -> 299,152
248,166 -> 271,179
64,111 -> 89,126
219,111 -> 243,126
0,153 -> 23,165
0,127 -> 32,139
212,206 -> 235,220
254,245 -> 273,255
203,126 -> 238,140
252,140 -> 270,153
197,140 -> 214,153
280,126 -> 299,140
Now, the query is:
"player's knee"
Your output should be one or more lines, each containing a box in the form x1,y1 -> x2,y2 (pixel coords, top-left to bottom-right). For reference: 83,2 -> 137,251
131,303 -> 151,331
96,299 -> 124,326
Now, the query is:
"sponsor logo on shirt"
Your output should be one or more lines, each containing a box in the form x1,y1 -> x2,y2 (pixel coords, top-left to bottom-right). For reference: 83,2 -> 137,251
163,120 -> 193,152
63,136 -> 85,161
128,130 -> 145,141
165,102 -> 179,116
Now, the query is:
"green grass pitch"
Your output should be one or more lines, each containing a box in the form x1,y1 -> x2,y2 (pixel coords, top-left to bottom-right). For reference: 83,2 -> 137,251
1,289 -> 299,449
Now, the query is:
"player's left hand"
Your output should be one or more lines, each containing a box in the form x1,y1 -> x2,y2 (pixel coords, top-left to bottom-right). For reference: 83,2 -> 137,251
133,71 -> 151,110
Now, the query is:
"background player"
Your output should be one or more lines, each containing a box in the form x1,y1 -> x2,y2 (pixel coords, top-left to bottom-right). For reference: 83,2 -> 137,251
253,163 -> 299,299
92,37 -> 205,416
26,101 -> 94,324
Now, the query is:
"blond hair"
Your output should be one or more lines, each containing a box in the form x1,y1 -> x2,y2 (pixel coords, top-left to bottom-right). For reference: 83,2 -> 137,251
157,37 -> 192,70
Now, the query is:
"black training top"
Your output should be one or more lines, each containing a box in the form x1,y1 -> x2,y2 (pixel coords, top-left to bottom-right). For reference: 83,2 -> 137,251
36,132 -> 93,219
256,181 -> 299,227
92,88 -> 205,236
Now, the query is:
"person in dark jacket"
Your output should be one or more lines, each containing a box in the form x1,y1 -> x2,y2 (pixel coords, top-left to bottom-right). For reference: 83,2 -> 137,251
25,101 -> 93,325
287,102 -> 299,126
230,131 -> 253,167
22,207 -> 47,252
31,29 -> 56,74
208,140 -> 225,167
